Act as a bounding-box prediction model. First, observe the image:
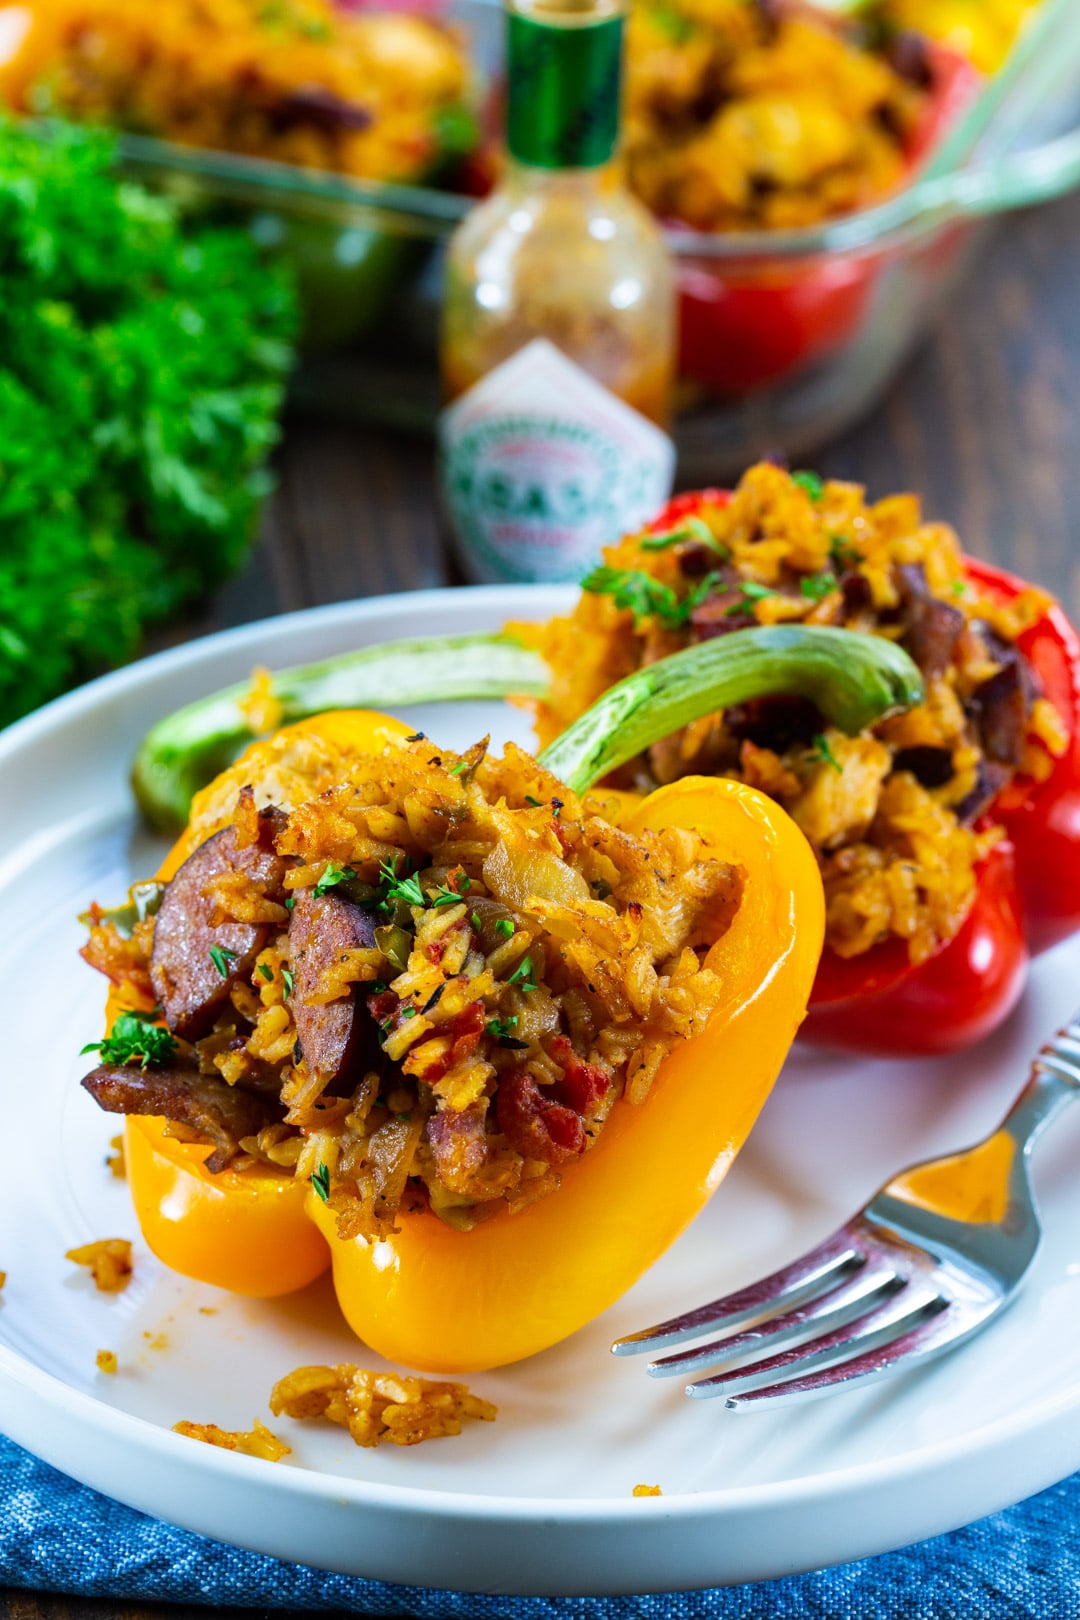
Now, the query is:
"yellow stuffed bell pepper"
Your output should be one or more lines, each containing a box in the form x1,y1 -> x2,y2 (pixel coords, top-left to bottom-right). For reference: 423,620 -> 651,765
82,628 -> 921,1371
89,710 -> 416,1300
306,769 -> 821,1371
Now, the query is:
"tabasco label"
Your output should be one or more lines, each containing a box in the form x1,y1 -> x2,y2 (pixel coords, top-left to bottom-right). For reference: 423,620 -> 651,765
438,340 -> 676,584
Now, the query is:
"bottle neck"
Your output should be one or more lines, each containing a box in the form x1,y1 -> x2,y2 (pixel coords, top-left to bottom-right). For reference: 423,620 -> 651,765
505,1 -> 623,171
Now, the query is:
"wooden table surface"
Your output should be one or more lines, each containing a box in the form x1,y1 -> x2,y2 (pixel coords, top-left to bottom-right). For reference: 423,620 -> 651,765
4,188 -> 1080,1620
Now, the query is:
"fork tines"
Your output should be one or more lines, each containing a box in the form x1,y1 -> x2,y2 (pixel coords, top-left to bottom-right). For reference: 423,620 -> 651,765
611,1218 -> 953,1409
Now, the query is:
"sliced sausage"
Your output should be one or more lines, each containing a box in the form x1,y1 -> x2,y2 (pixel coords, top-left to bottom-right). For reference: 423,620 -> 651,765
897,564 -> 965,679
426,1103 -> 490,1196
970,656 -> 1031,768
891,745 -> 955,789
150,822 -> 289,1041
82,1063 -> 279,1173
288,890 -> 381,1087
955,758 -> 1010,824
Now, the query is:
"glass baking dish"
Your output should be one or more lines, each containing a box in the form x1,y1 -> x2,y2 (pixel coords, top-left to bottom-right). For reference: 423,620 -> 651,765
96,0 -> 1080,477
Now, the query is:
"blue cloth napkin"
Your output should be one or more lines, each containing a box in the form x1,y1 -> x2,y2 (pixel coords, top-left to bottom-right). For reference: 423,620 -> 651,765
2,1433 -> 1076,1616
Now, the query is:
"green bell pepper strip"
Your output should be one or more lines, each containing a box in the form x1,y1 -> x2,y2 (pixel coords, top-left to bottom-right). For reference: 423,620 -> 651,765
538,625 -> 923,796
132,624 -> 923,835
132,633 -> 549,834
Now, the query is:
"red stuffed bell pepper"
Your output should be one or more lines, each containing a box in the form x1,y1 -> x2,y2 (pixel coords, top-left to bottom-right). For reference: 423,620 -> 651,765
675,43 -> 980,397
525,464 -> 1080,1059
805,558 -> 1080,1056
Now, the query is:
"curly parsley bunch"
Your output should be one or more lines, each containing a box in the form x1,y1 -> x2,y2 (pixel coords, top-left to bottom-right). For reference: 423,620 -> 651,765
0,120 -> 297,727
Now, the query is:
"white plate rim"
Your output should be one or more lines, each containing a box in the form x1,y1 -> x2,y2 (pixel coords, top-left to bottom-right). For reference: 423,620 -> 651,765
4,583 -> 1080,1590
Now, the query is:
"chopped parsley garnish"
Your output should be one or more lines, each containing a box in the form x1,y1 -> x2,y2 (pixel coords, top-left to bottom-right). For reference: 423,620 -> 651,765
725,580 -> 774,617
640,515 -> 723,553
313,861 -> 356,898
951,580 -> 967,598
209,945 -> 237,979
524,795 -> 544,807
285,896 -> 295,910
401,1005 -> 417,1020
587,565 -> 729,631
582,566 -> 681,627
81,1010 -> 178,1070
507,955 -> 537,993
431,872 -> 472,907
257,963 -> 274,983
471,912 -> 482,932
584,564 -> 731,629
449,761 -> 468,777
281,967 -> 294,999
494,918 -> 515,940
311,1162 -> 331,1204
486,1015 -> 527,1048
829,535 -> 863,569
792,470 -> 825,501
800,571 -> 836,603
378,857 -> 426,910
812,734 -> 843,774
370,980 -> 388,995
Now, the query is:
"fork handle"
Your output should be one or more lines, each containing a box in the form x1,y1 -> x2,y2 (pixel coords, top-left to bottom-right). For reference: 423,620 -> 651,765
1000,1017 -> 1080,1157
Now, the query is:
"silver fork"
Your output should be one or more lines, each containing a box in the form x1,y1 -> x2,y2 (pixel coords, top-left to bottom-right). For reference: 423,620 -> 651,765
612,1014 -> 1080,1410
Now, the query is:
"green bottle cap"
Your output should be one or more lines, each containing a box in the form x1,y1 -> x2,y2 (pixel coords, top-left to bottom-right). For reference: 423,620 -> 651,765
506,0 -> 623,170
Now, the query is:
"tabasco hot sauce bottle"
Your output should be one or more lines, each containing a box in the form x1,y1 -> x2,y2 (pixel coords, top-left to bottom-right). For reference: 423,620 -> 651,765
438,0 -> 676,584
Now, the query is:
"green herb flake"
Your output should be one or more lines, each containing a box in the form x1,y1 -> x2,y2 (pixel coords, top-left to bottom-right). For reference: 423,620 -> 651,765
281,967 -> 295,999
812,734 -> 843,775
401,1005 -> 417,1020
431,886 -> 463,908
378,857 -> 426,910
583,564 -> 729,630
81,1010 -> 178,1070
524,794 -> 544,807
449,761 -> 468,777
792,470 -> 825,501
507,955 -> 537,993
494,918 -> 515,940
725,580 -> 774,617
951,580 -> 967,598
313,861 -> 356,898
285,896 -> 296,911
800,571 -> 836,603
485,1015 -> 519,1040
209,944 -> 237,979
640,515 -> 723,554
431,872 -> 472,908
582,566 -> 681,628
257,963 -> 274,983
311,1161 -> 331,1204
470,912 -> 482,932
829,535 -> 863,569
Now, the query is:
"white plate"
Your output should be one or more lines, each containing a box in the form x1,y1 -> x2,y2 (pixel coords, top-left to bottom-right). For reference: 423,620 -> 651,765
3,585 -> 1080,1597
